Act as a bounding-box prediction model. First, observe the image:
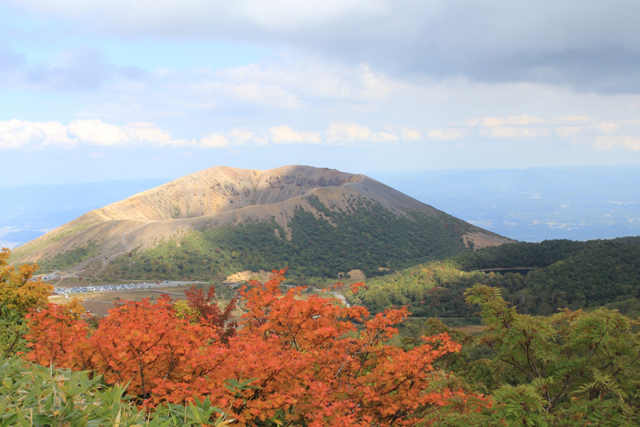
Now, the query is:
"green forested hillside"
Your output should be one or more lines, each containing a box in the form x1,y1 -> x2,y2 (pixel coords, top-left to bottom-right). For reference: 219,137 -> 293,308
452,239 -> 585,270
355,238 -> 640,318
100,197 -> 478,281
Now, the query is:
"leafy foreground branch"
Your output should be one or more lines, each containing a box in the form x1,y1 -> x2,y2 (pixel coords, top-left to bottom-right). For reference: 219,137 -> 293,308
0,247 -> 52,359
0,356 -> 234,426
465,284 -> 640,426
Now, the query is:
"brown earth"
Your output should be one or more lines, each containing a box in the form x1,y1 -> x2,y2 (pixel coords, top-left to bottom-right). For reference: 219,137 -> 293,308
462,231 -> 516,250
225,270 -> 273,283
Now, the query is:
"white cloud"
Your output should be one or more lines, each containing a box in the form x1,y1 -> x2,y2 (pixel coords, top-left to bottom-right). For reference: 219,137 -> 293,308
469,113 -> 608,142
0,120 -> 76,149
229,129 -> 268,146
465,113 -> 640,148
555,127 -> 583,138
371,132 -> 399,142
269,125 -> 321,144
67,120 -> 182,147
428,129 -> 465,140
596,136 -> 640,151
2,108 -> 640,156
506,114 -> 545,126
0,226 -> 19,238
325,122 -> 371,143
557,115 -> 593,123
480,114 -> 544,127
188,56 -> 403,113
480,117 -> 504,127
200,134 -> 229,148
229,129 -> 254,145
594,121 -> 620,134
196,130 -> 269,149
204,80 -> 300,109
68,119 -> 129,146
125,122 -> 175,145
401,129 -> 421,141
1,119 -> 188,149
0,117 -> 416,150
479,127 -> 551,139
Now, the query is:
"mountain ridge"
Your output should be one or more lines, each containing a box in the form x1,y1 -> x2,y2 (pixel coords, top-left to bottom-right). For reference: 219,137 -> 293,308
12,165 -> 514,279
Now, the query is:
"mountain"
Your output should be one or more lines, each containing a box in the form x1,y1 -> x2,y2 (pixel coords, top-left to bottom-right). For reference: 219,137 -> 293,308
5,166 -> 639,250
0,179 -> 169,249
11,165 -> 513,280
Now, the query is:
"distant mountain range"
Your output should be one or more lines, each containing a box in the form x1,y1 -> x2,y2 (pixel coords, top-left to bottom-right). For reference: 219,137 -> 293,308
371,165 -> 640,241
10,165 -> 511,280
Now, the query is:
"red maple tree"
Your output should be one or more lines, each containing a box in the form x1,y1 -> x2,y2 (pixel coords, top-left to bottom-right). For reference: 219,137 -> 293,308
26,270 -> 488,425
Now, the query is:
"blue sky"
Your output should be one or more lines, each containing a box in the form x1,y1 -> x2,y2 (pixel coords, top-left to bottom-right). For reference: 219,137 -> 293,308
3,1 -> 640,186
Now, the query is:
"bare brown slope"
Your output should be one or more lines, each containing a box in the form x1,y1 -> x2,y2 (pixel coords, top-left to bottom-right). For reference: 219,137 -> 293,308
96,165 -> 361,221
12,166 -> 356,261
11,165 -> 514,273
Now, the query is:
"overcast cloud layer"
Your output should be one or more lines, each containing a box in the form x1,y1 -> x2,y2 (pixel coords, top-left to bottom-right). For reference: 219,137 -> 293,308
2,1 -> 640,185
10,0 -> 640,92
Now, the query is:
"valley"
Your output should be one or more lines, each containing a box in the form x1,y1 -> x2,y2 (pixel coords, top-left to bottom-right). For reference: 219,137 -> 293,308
48,281 -> 214,316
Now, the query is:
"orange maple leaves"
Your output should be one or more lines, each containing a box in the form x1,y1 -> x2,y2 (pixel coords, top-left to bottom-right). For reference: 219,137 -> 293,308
0,247 -> 52,313
26,270 -> 487,426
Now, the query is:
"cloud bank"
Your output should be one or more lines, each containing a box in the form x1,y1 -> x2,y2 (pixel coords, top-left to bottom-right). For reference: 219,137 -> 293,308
3,114 -> 640,152
9,0 -> 640,93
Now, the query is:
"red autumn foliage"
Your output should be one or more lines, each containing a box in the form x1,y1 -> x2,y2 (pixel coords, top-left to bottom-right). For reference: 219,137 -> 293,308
25,302 -> 93,370
184,284 -> 238,342
26,270 -> 488,426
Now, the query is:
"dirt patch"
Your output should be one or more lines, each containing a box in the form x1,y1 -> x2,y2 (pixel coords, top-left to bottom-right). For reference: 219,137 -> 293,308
462,232 -> 516,251
225,270 -> 273,283
347,269 -> 366,281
